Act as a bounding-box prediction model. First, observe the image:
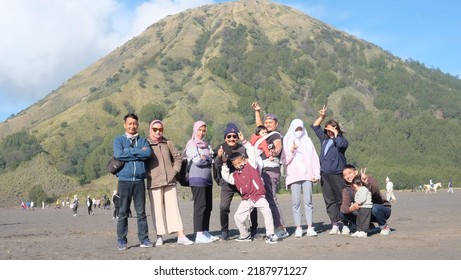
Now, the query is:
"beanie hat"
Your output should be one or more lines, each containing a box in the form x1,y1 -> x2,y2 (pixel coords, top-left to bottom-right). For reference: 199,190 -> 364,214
224,123 -> 239,138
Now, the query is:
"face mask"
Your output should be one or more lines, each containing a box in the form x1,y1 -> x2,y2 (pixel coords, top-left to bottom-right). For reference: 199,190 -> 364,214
294,131 -> 303,139
235,164 -> 245,171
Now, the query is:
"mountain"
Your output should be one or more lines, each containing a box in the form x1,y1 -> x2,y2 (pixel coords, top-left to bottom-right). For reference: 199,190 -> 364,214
1,0 -> 460,207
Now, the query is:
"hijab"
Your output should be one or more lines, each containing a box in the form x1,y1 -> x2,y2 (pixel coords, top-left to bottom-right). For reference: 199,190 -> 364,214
147,119 -> 164,144
186,120 -> 209,151
282,119 -> 315,172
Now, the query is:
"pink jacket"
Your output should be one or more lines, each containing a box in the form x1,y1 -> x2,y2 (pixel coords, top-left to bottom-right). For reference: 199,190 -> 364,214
282,144 -> 320,187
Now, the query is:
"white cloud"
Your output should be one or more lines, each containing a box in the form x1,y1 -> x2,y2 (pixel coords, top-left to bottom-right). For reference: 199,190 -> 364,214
0,0 -> 212,121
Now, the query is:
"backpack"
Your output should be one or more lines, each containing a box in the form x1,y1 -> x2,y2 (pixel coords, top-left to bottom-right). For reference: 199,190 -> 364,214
176,150 -> 192,187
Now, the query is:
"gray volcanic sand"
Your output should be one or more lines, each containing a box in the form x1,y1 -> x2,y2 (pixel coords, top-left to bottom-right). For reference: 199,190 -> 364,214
1,190 -> 460,260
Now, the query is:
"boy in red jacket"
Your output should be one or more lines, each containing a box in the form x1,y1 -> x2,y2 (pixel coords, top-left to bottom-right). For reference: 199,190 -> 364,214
221,132 -> 278,244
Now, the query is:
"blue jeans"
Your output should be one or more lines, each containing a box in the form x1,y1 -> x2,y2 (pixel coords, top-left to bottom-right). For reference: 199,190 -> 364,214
117,180 -> 149,243
290,180 -> 314,227
341,204 -> 392,228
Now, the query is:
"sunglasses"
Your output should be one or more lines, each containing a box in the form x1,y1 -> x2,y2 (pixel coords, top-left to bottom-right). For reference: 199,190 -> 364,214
226,134 -> 238,139
152,127 -> 164,133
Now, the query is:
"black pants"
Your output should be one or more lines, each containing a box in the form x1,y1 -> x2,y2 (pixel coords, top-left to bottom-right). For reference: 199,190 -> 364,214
219,182 -> 258,233
320,172 -> 345,224
191,185 -> 213,233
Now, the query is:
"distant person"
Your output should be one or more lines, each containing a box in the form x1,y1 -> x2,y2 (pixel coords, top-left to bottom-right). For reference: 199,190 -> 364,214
349,175 -> 372,238
251,101 -> 289,239
341,165 -> 392,236
447,179 -> 454,193
311,105 -> 349,235
113,113 -> 153,250
71,195 -> 79,217
221,132 -> 278,244
281,119 -> 320,238
30,201 -> 35,211
86,195 -> 94,215
429,179 -> 434,190
55,198 -> 61,210
146,119 -> 194,246
186,120 -> 218,244
213,123 -> 258,241
385,177 -> 396,202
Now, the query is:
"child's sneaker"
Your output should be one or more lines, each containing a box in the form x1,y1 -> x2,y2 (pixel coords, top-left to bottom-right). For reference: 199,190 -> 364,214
380,225 -> 391,236
235,233 -> 253,242
265,234 -> 278,244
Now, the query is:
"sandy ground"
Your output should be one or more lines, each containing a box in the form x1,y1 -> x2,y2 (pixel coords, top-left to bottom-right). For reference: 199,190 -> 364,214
1,190 -> 460,260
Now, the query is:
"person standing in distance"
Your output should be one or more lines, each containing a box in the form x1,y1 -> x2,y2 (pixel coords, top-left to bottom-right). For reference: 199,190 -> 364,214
311,105 -> 349,235
113,113 -> 153,250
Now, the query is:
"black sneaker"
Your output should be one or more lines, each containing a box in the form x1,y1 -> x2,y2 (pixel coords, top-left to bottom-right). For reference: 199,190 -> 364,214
235,233 -> 252,242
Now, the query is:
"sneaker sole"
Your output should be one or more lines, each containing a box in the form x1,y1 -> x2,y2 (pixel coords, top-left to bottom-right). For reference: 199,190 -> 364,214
235,238 -> 253,242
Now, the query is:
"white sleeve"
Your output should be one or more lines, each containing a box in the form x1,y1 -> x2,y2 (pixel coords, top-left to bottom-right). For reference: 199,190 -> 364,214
221,164 -> 235,185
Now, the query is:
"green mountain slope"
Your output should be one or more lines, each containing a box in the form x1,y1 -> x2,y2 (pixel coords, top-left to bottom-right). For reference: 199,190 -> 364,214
1,0 -> 460,207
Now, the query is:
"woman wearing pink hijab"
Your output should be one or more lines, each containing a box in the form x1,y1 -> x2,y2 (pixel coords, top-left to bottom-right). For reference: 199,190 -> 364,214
185,120 -> 218,244
146,119 -> 194,246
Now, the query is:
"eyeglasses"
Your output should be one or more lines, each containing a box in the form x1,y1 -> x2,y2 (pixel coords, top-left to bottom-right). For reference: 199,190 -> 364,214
152,127 -> 164,133
226,134 -> 238,139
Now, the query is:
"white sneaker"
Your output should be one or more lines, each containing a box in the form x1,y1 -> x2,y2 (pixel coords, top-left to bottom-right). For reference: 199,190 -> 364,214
177,236 -> 194,245
351,231 -> 367,238
295,228 -> 303,238
329,225 -> 340,235
203,231 -> 219,241
380,226 -> 391,236
306,227 -> 318,237
342,225 -> 350,235
156,236 -> 164,246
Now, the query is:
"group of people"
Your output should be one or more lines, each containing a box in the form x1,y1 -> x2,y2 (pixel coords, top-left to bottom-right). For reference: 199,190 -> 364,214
112,102 -> 393,250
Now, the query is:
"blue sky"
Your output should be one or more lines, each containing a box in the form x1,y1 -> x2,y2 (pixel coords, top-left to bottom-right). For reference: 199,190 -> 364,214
0,0 -> 460,123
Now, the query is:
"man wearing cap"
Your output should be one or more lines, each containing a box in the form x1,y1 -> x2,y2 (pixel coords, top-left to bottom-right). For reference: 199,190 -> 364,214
251,102 -> 289,239
213,123 -> 258,240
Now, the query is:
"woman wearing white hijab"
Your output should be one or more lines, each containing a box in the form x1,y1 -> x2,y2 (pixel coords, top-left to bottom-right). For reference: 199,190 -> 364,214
282,119 -> 320,237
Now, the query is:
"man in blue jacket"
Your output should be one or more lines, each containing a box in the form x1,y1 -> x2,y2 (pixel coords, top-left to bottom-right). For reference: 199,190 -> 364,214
113,113 -> 153,250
